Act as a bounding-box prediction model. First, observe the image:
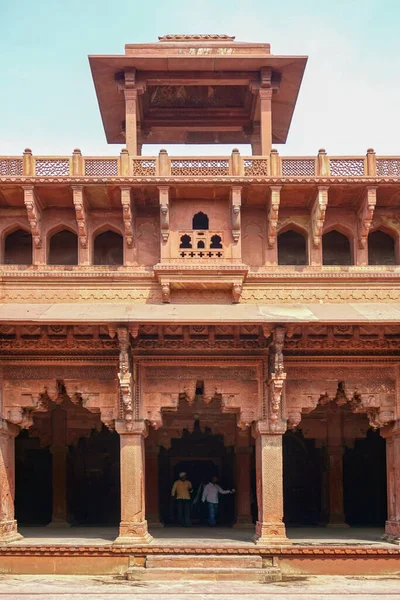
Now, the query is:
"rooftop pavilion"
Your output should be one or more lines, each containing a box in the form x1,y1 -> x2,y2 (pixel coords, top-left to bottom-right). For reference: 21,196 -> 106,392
89,34 -> 308,154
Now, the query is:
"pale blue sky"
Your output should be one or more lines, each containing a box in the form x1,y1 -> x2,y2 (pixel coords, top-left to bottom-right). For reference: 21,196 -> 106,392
1,0 -> 399,156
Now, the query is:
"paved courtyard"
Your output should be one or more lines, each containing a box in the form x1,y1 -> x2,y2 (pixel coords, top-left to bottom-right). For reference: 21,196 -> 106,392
0,576 -> 399,599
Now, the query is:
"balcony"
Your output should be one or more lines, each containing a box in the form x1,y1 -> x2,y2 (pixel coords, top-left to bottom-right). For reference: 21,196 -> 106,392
1,148 -> 399,180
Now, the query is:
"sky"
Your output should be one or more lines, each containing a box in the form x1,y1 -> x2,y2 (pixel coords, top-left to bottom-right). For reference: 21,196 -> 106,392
1,0 -> 399,157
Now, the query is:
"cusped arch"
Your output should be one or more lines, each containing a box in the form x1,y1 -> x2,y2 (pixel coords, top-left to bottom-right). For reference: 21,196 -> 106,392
192,212 -> 209,230
48,227 -> 78,266
322,227 -> 353,266
93,227 -> 124,266
277,225 -> 308,266
2,224 -> 33,265
368,227 -> 397,266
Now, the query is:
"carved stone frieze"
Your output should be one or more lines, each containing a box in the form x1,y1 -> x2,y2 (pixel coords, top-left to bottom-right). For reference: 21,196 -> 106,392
285,363 -> 397,429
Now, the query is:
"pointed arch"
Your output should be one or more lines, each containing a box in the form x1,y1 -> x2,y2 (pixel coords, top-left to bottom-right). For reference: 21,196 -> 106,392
277,227 -> 308,266
322,229 -> 352,266
93,229 -> 124,266
48,228 -> 78,265
368,229 -> 396,265
3,225 -> 33,265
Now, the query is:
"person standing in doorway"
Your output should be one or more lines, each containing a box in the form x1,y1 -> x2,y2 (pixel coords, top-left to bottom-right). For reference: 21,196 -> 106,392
202,475 -> 235,526
171,472 -> 193,527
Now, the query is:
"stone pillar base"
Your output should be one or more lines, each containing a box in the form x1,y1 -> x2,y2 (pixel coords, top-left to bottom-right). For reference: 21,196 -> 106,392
47,520 -> 71,528
0,520 -> 23,544
233,517 -> 254,529
383,520 -> 400,545
114,521 -> 153,545
252,521 -> 290,546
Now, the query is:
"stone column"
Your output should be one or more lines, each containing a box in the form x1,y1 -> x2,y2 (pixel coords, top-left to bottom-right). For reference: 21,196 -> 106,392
234,429 -> 253,527
124,88 -> 138,156
48,405 -> 69,527
382,424 -> 400,543
0,419 -> 22,542
252,421 -> 288,544
325,446 -> 347,527
114,421 -> 153,544
259,88 -> 273,156
145,446 -> 162,526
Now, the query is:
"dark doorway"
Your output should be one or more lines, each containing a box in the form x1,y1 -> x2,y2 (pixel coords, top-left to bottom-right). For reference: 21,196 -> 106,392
368,230 -> 396,265
48,230 -> 78,265
159,421 -> 235,526
283,430 -> 322,525
278,230 -> 307,266
192,212 -> 209,230
4,229 -> 33,265
93,230 -> 124,266
322,230 -> 352,265
343,429 -> 387,525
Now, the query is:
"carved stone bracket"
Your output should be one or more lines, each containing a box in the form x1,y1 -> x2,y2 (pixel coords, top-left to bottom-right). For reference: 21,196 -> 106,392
311,186 -> 328,248
72,185 -> 88,248
268,186 -> 281,248
117,327 -> 134,431
358,186 -> 377,249
121,186 -> 134,248
231,186 -> 241,243
23,186 -> 42,248
266,326 -> 287,432
159,186 -> 169,243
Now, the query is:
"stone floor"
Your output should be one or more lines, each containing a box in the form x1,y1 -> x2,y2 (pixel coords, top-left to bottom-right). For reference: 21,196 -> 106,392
12,525 -> 390,547
0,575 -> 399,599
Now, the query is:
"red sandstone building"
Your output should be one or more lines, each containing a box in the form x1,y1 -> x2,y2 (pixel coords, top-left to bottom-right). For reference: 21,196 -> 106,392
0,34 -> 399,579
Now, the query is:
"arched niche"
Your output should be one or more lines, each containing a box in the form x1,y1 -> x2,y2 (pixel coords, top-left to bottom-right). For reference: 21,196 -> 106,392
322,230 -> 352,266
278,229 -> 307,266
4,229 -> 32,265
93,230 -> 124,266
192,212 -> 209,230
48,229 -> 78,265
368,230 -> 396,265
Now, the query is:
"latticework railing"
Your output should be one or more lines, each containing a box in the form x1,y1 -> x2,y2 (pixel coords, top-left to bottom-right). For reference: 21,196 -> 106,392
131,158 -> 157,176
171,158 -> 229,176
1,149 -> 400,178
376,158 -> 400,177
243,158 -> 268,176
329,158 -> 365,176
84,158 -> 119,176
0,158 -> 23,176
281,158 -> 316,176
35,158 -> 71,176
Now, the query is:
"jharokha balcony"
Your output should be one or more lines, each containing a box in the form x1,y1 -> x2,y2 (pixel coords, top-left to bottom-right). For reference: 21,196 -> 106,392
1,146 -> 400,304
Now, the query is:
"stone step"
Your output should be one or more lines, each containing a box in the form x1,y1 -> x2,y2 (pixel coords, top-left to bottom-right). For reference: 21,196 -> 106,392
127,566 -> 281,582
146,554 -> 262,570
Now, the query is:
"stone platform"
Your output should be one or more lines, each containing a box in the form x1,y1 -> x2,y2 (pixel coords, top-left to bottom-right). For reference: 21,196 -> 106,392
1,527 -> 399,580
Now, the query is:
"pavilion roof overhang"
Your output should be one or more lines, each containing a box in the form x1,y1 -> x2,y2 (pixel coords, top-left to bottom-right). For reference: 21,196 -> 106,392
89,49 -> 308,145
0,302 -> 399,325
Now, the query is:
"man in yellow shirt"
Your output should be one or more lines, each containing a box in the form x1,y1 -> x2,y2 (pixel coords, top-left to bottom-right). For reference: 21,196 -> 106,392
171,472 -> 192,527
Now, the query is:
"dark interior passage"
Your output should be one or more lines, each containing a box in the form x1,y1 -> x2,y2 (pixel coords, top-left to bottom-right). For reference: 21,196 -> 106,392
93,230 -> 124,266
368,230 -> 396,265
4,229 -> 33,265
48,230 -> 78,265
15,426 -> 120,526
322,230 -> 352,265
278,230 -> 308,265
